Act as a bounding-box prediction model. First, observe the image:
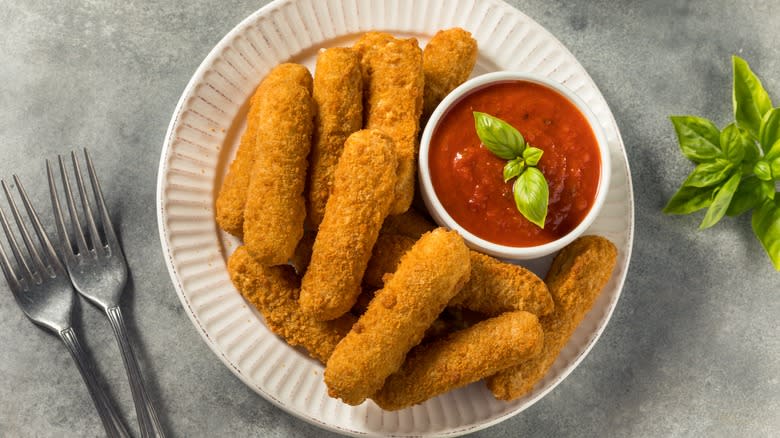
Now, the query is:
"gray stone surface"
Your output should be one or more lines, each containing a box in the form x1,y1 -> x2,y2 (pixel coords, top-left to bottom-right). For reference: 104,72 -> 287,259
0,0 -> 778,436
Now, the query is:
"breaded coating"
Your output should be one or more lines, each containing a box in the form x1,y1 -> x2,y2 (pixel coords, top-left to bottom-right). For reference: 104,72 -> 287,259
308,48 -> 363,228
300,129 -> 398,321
243,64 -> 314,266
227,246 -> 355,364
215,90 -> 261,237
292,209 -> 432,276
422,28 -> 478,122
215,64 -> 313,237
364,234 -> 553,317
354,32 -> 424,215
324,228 -> 471,405
486,236 -> 617,400
449,251 -> 553,317
379,209 -> 435,239
363,233 -> 412,287
290,229 -> 316,275
372,311 -> 543,410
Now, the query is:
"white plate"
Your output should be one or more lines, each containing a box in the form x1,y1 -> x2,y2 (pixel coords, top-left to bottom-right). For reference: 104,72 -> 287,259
156,0 -> 634,436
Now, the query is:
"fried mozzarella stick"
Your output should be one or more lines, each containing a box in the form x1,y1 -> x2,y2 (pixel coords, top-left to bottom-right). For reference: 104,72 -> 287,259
294,205 -> 435,275
290,208 -> 433,276
243,64 -> 314,266
450,251 -> 552,317
364,234 -> 553,317
300,129 -> 398,321
362,233 -> 411,287
216,64 -> 313,237
487,236 -> 618,400
379,209 -> 435,239
372,311 -> 543,410
324,229 -> 471,405
354,32 -> 424,215
308,48 -> 363,228
422,28 -> 478,122
227,247 -> 355,364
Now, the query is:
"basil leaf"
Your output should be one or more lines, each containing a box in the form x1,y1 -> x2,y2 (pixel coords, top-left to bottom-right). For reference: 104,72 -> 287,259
503,158 -> 524,182
664,185 -> 715,215
726,176 -> 764,216
523,147 -> 543,166
765,139 -> 780,162
763,181 -> 776,200
513,167 -> 548,228
759,108 -> 780,154
733,56 -> 773,138
720,123 -> 755,164
771,158 -> 780,181
684,159 -> 734,187
754,160 -> 773,181
752,198 -> 780,270
473,112 -> 525,160
700,172 -> 741,229
670,116 -> 722,162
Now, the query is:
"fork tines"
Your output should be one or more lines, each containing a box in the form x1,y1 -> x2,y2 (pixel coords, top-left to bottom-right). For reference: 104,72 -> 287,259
0,176 -> 63,293
47,150 -> 119,259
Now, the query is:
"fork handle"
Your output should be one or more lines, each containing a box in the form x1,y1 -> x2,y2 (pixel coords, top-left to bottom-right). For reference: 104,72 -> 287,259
106,306 -> 166,438
59,327 -> 131,438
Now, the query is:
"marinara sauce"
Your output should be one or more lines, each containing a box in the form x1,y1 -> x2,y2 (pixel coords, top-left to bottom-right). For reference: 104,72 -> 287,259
429,81 -> 600,247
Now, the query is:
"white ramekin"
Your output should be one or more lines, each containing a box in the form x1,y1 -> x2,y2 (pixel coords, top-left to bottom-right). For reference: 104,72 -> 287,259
419,71 -> 611,260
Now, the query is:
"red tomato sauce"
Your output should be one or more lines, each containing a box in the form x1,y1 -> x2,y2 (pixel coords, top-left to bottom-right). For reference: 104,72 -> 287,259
429,81 -> 601,247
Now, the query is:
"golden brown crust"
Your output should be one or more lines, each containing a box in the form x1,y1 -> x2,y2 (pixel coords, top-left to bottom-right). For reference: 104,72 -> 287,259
308,48 -> 363,228
300,129 -> 398,321
486,235 -> 617,400
227,246 -> 355,364
422,28 -> 478,122
243,64 -> 314,266
372,311 -> 543,410
364,233 -> 553,317
324,228 -> 471,405
363,233 -> 413,287
379,209 -> 436,239
354,32 -> 424,215
216,64 -> 312,237
449,251 -> 553,317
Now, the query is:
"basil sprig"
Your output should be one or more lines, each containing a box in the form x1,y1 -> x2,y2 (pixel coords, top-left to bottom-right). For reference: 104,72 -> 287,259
664,56 -> 780,270
473,112 -> 549,228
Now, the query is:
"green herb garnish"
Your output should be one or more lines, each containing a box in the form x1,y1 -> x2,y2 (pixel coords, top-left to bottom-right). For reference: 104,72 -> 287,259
664,55 -> 780,270
473,111 -> 549,228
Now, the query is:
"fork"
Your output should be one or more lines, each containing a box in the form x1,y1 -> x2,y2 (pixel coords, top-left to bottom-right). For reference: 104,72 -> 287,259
48,150 -> 165,438
0,177 -> 131,438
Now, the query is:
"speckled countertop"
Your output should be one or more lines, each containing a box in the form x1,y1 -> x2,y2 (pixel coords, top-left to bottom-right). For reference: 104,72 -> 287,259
0,1 -> 777,436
